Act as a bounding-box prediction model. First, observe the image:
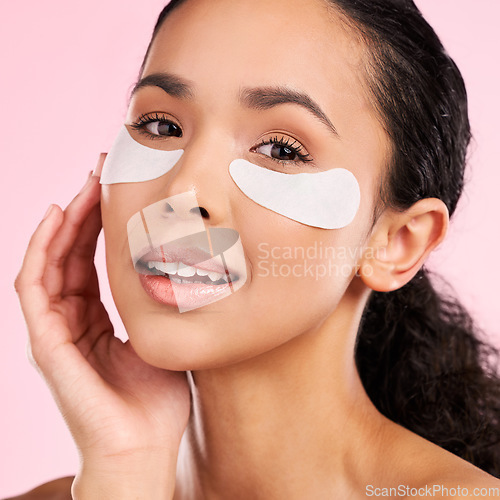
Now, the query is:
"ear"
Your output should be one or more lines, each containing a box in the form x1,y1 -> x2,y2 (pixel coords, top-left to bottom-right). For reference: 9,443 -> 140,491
358,198 -> 449,292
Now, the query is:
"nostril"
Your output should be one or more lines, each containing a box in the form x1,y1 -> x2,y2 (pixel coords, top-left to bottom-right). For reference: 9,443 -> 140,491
191,206 -> 209,218
165,202 -> 174,213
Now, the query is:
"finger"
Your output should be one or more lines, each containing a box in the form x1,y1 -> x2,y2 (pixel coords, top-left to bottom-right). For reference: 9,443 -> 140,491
15,205 -> 64,329
61,202 -> 103,297
92,152 -> 107,177
44,157 -> 104,298
64,269 -> 112,347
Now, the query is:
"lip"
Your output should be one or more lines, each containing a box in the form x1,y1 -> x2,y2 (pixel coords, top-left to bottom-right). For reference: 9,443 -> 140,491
138,245 -> 231,275
139,273 -> 233,311
135,239 -> 244,312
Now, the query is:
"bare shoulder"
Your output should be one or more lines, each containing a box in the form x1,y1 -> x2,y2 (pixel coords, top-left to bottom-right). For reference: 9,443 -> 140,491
380,421 -> 500,498
432,469 -> 500,499
3,477 -> 74,500
415,447 -> 500,498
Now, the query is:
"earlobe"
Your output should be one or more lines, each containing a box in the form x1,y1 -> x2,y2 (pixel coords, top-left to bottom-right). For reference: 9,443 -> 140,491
358,198 -> 449,292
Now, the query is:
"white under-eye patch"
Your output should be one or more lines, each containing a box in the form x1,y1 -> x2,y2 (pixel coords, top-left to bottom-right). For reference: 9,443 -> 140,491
229,159 -> 360,229
100,125 -> 184,184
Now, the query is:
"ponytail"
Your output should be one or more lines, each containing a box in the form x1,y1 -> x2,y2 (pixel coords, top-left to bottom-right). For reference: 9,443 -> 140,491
356,268 -> 500,477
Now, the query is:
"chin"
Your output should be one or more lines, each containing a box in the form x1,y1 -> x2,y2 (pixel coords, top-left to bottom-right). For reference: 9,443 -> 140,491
113,287 -> 266,371
117,295 -> 335,373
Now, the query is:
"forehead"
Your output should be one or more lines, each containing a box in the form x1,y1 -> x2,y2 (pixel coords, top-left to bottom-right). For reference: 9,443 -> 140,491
142,0 -> 369,111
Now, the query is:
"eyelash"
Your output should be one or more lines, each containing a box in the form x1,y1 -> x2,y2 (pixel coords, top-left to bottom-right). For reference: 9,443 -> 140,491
252,135 -> 313,164
130,114 -> 312,164
130,112 -> 181,140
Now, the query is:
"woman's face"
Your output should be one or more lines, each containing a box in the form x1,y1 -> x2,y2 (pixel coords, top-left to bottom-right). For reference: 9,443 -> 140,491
101,0 -> 389,370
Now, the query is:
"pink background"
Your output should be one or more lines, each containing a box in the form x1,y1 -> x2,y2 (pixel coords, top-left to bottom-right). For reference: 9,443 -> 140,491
1,0 -> 499,496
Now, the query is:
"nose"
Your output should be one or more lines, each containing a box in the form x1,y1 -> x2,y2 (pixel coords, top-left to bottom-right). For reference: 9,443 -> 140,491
158,135 -> 235,226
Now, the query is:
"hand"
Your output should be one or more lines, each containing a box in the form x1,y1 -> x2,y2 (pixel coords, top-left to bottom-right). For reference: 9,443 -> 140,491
15,156 -> 191,498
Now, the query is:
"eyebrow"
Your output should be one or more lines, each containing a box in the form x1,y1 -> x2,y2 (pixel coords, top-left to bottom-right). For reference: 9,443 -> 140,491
131,73 -> 194,99
240,86 -> 338,137
131,72 -> 338,136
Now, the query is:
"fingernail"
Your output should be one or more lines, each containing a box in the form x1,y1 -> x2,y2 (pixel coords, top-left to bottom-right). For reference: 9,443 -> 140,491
80,171 -> 94,191
43,204 -> 54,220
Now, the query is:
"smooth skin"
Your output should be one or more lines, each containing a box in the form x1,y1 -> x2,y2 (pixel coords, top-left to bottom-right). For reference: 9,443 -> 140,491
13,0 -> 500,498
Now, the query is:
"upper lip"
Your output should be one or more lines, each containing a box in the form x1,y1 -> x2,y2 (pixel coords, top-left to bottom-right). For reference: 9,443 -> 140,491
138,244 -> 239,278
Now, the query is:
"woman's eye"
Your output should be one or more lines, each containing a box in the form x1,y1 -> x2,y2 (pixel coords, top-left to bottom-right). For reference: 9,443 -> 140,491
252,137 -> 312,163
145,120 -> 182,137
257,143 -> 299,161
130,113 -> 183,139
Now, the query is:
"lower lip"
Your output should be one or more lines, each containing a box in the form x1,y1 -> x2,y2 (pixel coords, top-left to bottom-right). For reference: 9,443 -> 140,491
138,274 -> 232,311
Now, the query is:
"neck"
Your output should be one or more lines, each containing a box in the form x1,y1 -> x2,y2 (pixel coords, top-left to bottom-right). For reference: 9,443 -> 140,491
177,282 -> 388,499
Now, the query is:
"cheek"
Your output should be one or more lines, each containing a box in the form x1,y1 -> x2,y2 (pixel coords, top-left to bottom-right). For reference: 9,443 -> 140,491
229,170 -> 376,332
102,185 -> 130,231
244,213 -> 365,315
101,185 -> 148,294
101,184 -> 155,245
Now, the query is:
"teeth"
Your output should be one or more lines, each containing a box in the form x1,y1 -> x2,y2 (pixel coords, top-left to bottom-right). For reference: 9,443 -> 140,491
208,271 -> 224,282
177,265 -> 196,277
147,261 -> 177,275
148,261 -> 169,274
164,261 -> 179,274
146,260 -> 235,284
